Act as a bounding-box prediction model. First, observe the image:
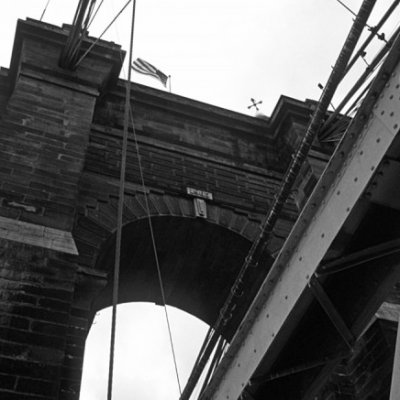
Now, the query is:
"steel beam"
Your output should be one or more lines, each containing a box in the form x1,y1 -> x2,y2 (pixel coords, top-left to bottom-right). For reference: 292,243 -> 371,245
376,302 -> 400,322
317,238 -> 400,276
308,276 -> 354,349
199,42 -> 400,400
252,355 -> 344,384
390,318 -> 400,400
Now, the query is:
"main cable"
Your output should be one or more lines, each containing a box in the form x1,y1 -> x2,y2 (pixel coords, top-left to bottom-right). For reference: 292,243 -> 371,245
74,0 -> 132,69
344,0 -> 399,75
180,1 -> 377,399
321,22 -> 400,140
106,1 -> 136,400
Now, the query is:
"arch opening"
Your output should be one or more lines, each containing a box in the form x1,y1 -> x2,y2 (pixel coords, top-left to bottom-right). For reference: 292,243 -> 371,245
92,216 -> 274,339
80,302 -> 210,400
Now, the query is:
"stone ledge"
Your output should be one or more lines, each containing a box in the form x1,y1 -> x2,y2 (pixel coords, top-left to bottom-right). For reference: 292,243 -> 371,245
0,216 -> 78,255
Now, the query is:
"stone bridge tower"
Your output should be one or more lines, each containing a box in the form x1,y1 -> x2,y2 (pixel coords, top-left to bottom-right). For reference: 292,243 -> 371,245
0,19 -> 328,399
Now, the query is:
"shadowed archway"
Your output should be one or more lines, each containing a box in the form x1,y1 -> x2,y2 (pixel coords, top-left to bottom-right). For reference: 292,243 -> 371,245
91,216 -> 274,339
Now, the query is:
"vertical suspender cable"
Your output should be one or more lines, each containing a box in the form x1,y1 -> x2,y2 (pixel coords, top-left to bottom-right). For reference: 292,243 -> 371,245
128,91 -> 183,397
109,12 -> 183,396
107,2 -> 136,400
179,1 -> 376,399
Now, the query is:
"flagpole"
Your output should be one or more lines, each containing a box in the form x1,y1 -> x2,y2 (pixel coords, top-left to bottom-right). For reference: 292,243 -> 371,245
168,75 -> 172,93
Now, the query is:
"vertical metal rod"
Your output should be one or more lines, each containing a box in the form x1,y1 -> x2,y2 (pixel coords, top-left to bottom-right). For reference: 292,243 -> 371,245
107,2 -> 136,400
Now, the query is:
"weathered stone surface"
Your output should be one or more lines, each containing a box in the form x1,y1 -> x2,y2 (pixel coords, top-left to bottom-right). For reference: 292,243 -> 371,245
0,239 -> 76,399
0,18 -> 334,400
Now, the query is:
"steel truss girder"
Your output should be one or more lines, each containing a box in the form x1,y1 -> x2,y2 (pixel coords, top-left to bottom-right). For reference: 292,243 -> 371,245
200,44 -> 400,400
252,354 -> 344,384
317,237 -> 400,277
308,276 -> 354,349
390,317 -> 400,399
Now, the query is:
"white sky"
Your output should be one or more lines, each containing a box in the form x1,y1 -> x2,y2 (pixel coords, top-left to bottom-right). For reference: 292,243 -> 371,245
81,304 -> 209,400
1,1 -> 400,399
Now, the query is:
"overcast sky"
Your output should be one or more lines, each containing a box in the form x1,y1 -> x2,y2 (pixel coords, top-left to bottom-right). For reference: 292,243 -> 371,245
1,1 -> 400,400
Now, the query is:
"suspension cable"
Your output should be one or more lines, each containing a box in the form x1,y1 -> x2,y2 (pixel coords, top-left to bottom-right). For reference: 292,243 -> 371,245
321,23 -> 400,139
334,0 -> 374,30
73,0 -> 132,69
179,2 -> 377,399
106,2 -> 136,400
319,1 -> 400,141
128,88 -> 183,398
40,0 -> 51,21
321,18 -> 400,142
60,0 -> 97,69
318,1 -> 399,141
344,0 -> 399,75
110,7 -> 183,394
87,0 -> 105,29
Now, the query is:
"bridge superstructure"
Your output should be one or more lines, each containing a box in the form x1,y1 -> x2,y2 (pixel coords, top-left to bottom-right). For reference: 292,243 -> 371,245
0,9 -> 399,400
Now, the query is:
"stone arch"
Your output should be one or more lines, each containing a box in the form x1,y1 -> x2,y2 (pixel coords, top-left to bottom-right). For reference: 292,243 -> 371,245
72,191 -> 277,336
73,191 -> 279,269
92,216 -> 265,332
66,209 -> 272,400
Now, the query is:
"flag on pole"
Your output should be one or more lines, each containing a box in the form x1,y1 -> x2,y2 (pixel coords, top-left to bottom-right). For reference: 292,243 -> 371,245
131,58 -> 168,87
